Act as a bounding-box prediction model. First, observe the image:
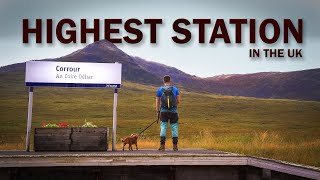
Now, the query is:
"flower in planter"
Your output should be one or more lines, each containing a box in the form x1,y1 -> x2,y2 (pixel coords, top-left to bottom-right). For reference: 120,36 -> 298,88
40,121 -> 96,128
41,123 -> 68,128
58,123 -> 69,127
42,123 -> 59,128
82,122 -> 97,128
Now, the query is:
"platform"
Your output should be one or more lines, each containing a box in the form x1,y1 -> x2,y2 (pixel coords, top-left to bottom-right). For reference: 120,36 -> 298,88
0,149 -> 319,180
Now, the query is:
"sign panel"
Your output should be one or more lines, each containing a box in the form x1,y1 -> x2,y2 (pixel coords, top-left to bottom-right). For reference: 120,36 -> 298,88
25,61 -> 122,88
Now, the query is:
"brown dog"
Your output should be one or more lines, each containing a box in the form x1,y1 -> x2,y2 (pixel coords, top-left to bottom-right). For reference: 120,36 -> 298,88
121,134 -> 138,151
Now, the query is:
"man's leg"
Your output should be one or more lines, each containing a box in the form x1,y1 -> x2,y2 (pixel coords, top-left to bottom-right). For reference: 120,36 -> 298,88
159,121 -> 168,151
170,112 -> 179,151
171,122 -> 179,151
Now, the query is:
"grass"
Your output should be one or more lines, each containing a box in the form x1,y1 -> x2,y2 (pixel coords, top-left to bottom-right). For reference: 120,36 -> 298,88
0,71 -> 320,167
126,131 -> 320,166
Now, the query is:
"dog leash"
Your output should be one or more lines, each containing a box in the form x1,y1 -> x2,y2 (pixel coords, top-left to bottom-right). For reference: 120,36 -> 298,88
138,112 -> 160,135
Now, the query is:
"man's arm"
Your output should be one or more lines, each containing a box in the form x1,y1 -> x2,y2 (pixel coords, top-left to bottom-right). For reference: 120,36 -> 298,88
156,97 -> 160,112
176,95 -> 180,105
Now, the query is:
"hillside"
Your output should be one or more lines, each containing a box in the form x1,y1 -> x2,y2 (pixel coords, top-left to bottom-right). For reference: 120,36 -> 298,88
205,69 -> 320,100
0,39 -> 319,101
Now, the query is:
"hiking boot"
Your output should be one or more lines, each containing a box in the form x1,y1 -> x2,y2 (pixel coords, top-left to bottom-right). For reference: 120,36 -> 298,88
173,144 -> 178,151
158,144 -> 165,151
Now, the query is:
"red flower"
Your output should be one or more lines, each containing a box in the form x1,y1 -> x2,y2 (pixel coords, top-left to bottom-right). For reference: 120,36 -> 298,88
41,123 -> 46,127
58,123 -> 69,127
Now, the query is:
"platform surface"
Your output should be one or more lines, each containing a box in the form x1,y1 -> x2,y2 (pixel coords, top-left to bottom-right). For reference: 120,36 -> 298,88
0,148 -> 236,157
0,149 -> 319,179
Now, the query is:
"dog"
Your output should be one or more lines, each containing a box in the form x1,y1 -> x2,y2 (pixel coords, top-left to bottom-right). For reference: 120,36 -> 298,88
121,133 -> 139,151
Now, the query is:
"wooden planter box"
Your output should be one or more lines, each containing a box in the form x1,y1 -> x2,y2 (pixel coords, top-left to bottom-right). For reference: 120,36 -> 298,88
34,128 -> 109,151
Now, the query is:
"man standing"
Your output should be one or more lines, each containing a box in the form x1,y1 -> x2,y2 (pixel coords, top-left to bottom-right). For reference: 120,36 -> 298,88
156,75 -> 180,151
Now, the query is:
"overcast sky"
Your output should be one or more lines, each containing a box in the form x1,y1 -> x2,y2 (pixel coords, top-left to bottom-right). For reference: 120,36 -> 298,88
0,0 -> 319,77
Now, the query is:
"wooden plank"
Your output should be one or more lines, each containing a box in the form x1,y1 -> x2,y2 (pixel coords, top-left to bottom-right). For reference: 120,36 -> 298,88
71,140 -> 107,146
72,128 -> 108,133
34,139 -> 71,144
72,136 -> 107,141
72,134 -> 107,137
35,128 -> 71,134
34,139 -> 70,143
35,134 -> 70,139
34,144 -> 70,151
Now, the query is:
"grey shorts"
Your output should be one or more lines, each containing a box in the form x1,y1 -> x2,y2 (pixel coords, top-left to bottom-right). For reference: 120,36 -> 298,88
160,112 -> 178,124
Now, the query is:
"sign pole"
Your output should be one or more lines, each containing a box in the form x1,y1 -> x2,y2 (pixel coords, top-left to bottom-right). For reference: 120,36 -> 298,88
25,87 -> 34,152
112,88 -> 118,151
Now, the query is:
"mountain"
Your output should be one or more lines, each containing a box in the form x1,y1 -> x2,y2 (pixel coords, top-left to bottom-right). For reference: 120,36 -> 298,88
0,40 -> 161,85
132,56 -> 320,100
205,69 -> 320,100
55,40 -> 162,85
131,57 -> 209,91
0,40 -> 319,101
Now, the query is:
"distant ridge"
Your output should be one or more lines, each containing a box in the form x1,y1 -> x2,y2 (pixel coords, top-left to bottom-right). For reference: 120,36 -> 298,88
1,40 -> 319,101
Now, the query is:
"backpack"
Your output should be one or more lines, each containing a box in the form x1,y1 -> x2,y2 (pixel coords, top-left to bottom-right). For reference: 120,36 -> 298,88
160,86 -> 177,109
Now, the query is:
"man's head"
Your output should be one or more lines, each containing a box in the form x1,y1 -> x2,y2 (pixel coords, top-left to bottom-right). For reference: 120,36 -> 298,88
163,75 -> 171,84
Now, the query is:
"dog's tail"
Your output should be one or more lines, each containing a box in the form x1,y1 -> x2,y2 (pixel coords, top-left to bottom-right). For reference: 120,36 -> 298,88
121,138 -> 125,142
